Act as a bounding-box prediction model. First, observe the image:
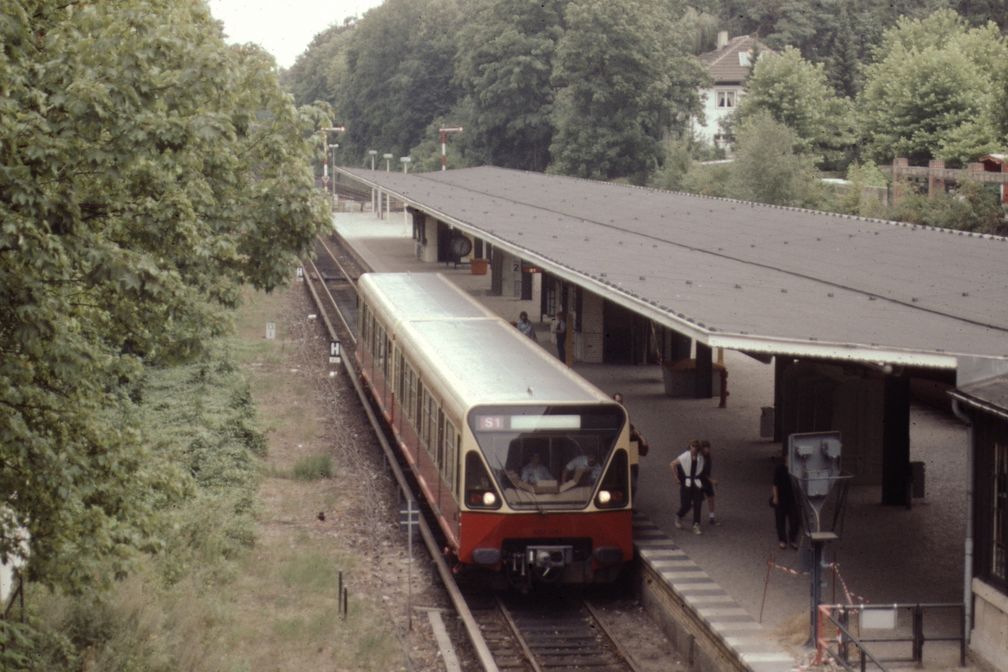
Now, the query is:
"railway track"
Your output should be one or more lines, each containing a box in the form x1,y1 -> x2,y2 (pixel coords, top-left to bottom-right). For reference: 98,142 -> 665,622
302,232 -> 645,672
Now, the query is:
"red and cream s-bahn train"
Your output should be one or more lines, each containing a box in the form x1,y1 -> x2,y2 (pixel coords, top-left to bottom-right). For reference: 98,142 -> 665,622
355,273 -> 633,586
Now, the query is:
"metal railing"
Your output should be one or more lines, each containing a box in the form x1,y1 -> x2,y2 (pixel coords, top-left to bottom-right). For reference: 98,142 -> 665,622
817,603 -> 966,670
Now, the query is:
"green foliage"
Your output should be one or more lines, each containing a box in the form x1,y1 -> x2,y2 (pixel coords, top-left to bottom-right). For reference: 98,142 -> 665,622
731,47 -> 856,170
291,455 -> 334,481
454,0 -> 566,171
680,162 -> 733,198
858,9 -> 1007,165
339,0 -> 464,159
838,161 -> 890,217
729,113 -> 822,207
889,181 -> 1006,233
650,137 -> 695,192
1,0 -> 325,594
549,0 -> 706,182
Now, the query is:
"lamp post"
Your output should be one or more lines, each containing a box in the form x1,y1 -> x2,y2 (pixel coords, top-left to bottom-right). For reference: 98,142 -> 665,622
438,126 -> 463,171
320,126 -> 345,207
383,153 -> 393,218
367,150 -> 377,213
400,157 -> 412,227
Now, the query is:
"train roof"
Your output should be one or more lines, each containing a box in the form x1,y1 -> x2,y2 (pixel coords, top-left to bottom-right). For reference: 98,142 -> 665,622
359,273 -> 611,407
359,273 -> 492,321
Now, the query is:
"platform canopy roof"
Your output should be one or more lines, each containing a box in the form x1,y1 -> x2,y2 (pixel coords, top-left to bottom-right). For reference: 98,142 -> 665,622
336,166 -> 1008,369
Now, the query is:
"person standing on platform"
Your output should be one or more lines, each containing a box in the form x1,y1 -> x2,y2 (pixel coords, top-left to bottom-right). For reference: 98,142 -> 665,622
672,440 -> 705,534
613,392 -> 648,499
552,311 -> 567,363
515,311 -> 537,341
771,458 -> 800,549
699,440 -> 719,525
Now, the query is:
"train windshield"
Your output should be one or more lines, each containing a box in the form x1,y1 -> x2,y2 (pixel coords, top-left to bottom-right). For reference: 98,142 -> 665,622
468,404 -> 625,509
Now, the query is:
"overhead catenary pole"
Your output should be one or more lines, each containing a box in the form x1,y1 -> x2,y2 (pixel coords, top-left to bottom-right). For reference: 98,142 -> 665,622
320,126 -> 345,207
383,153 -> 393,218
368,150 -> 377,214
438,126 -> 463,171
400,157 -> 412,228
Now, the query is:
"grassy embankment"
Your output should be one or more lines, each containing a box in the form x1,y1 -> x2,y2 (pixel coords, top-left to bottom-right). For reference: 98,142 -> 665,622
22,285 -> 403,671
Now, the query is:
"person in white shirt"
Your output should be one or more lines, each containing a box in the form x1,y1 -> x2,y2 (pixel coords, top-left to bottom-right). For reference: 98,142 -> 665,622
563,453 -> 601,486
520,452 -> 552,485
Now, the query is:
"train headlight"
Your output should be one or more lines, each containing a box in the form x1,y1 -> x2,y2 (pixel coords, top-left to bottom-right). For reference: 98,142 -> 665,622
597,490 -> 612,505
482,491 -> 497,506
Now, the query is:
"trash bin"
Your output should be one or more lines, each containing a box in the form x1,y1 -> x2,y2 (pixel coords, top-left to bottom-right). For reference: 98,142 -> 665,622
760,406 -> 775,438
910,461 -> 925,498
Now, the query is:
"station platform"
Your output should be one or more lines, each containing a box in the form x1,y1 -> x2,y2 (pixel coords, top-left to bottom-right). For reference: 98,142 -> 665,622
330,211 -> 973,670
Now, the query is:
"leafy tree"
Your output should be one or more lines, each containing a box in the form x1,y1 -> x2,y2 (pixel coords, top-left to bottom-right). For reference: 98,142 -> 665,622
729,112 -> 821,206
839,161 -> 890,217
453,0 -> 567,171
858,9 -> 1007,165
731,46 -> 855,170
549,0 -> 705,182
1,0 -> 328,593
339,0 -> 463,160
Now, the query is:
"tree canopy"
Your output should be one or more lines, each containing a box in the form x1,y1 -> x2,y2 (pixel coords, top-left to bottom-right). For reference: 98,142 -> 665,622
549,0 -> 705,181
858,10 -> 1007,165
1,0 -> 329,591
731,46 -> 855,168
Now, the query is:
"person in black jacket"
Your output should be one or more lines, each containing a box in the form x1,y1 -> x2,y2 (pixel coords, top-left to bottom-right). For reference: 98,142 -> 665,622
772,458 -> 801,549
672,440 -> 705,534
699,440 -> 719,526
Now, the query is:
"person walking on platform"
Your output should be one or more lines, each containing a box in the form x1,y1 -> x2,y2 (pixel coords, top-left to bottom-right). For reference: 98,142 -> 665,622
699,440 -> 719,525
515,311 -> 537,341
552,311 -> 567,363
771,458 -> 800,549
672,440 -> 705,534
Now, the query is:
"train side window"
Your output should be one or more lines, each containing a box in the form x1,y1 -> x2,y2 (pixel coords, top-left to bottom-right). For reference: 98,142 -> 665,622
444,421 -> 456,484
454,434 -> 462,495
436,409 -> 445,469
407,367 -> 417,423
383,335 -> 391,377
395,349 -> 404,400
415,379 -> 423,432
420,388 -> 430,450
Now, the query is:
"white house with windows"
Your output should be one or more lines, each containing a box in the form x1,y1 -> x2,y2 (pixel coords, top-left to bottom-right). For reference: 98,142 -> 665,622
692,32 -> 769,150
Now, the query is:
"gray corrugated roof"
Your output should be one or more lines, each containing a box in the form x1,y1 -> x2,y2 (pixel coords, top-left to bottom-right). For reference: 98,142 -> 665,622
338,166 -> 1008,367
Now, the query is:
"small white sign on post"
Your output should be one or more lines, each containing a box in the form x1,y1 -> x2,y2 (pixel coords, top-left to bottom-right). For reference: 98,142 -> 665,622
860,607 -> 897,630
296,266 -> 304,281
265,322 -> 276,340
330,341 -> 341,364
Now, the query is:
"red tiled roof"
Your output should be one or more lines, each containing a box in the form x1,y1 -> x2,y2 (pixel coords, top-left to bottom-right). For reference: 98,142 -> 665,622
699,35 -> 769,84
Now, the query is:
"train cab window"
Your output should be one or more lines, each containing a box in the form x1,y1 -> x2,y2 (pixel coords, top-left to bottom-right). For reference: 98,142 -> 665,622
468,404 -> 626,510
464,451 -> 501,510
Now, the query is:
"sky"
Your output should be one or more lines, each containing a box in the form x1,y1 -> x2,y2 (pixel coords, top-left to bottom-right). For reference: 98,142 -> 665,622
207,0 -> 386,69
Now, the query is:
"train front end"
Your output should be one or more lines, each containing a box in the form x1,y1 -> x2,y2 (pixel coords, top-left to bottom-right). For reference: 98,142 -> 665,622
458,403 -> 633,586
